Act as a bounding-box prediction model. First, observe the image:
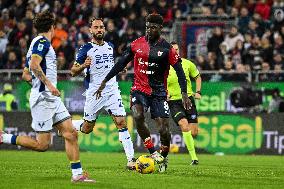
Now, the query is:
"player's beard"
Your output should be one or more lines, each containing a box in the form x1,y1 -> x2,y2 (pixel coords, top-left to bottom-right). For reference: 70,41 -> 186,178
93,33 -> 104,41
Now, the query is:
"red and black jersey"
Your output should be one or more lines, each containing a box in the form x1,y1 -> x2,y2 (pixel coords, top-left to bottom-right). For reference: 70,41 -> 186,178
128,36 -> 180,96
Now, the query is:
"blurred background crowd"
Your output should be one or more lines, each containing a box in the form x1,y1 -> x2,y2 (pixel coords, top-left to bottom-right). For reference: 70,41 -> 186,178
0,0 -> 283,80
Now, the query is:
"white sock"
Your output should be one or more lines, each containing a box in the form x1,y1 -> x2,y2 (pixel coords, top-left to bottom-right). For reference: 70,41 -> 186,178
72,120 -> 84,132
119,128 -> 134,162
72,168 -> 83,177
3,133 -> 13,144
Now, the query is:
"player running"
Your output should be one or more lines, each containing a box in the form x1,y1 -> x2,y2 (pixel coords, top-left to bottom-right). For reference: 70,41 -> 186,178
70,17 -> 136,170
95,14 -> 191,172
0,11 -> 95,183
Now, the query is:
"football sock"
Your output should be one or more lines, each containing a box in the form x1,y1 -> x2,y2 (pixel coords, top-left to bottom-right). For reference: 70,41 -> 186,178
118,128 -> 134,161
144,137 -> 156,154
72,120 -> 84,132
160,145 -> 169,158
182,131 -> 198,160
70,161 -> 83,176
3,134 -> 17,145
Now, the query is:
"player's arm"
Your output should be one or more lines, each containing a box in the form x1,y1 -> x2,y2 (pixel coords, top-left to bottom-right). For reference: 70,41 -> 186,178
22,67 -> 32,85
70,57 -> 92,77
194,74 -> 202,99
94,46 -> 134,98
169,47 -> 191,110
30,55 -> 60,96
189,61 -> 202,99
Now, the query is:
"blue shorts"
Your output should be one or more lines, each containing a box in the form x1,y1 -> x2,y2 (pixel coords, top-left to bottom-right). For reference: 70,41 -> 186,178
130,90 -> 170,119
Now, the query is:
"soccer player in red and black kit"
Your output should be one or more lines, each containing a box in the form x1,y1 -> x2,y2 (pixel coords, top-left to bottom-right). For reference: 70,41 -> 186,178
95,14 -> 191,172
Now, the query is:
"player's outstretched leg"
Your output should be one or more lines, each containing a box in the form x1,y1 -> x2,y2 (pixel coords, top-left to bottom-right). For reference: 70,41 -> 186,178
56,119 -> 96,183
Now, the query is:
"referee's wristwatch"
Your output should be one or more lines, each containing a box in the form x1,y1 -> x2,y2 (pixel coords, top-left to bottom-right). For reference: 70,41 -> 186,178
196,91 -> 201,95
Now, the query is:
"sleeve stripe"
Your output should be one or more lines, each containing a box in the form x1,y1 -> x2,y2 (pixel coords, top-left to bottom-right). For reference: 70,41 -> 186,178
31,54 -> 43,59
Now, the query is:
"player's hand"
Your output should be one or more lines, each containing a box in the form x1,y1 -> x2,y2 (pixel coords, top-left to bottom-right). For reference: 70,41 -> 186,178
194,93 -> 201,100
182,92 -> 192,110
48,84 -> 61,97
94,80 -> 106,99
82,56 -> 92,68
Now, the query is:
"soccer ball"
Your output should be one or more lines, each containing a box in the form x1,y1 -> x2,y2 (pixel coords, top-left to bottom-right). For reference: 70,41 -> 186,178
135,155 -> 155,174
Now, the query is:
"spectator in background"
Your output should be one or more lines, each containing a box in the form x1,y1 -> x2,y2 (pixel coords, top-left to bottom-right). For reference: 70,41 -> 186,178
244,35 -> 262,70
259,61 -> 270,81
273,34 -> 284,54
8,21 -> 29,47
229,39 -> 244,67
0,30 -> 8,56
268,89 -> 284,113
224,25 -> 244,51
238,7 -> 250,34
272,64 -> 284,81
104,19 -> 120,54
254,0 -> 271,20
196,55 -> 210,71
3,50 -> 21,69
0,83 -> 18,111
52,21 -> 68,50
9,0 -> 26,21
34,0 -> 50,14
260,36 -> 273,66
118,26 -> 138,55
57,40 -> 75,67
207,26 -> 224,55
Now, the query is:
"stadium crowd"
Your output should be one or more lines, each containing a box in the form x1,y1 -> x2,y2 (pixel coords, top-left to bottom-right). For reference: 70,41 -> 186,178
0,0 -> 283,80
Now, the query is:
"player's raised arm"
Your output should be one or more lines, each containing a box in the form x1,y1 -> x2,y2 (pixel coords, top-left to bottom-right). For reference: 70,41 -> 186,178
94,46 -> 134,99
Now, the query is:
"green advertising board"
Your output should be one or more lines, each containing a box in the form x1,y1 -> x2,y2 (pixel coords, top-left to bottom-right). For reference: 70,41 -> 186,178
3,81 -> 284,112
196,115 -> 263,154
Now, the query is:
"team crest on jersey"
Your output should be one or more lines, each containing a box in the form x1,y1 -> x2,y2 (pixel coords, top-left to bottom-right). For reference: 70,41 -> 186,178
158,51 -> 163,56
37,43 -> 44,51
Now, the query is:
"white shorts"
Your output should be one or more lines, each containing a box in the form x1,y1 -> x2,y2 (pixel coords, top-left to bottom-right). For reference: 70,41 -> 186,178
31,97 -> 71,132
84,90 -> 126,122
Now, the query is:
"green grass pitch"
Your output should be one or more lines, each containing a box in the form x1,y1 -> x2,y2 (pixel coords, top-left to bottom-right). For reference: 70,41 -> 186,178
0,151 -> 283,189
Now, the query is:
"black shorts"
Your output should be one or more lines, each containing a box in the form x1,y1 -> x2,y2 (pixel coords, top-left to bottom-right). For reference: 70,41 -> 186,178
168,96 -> 198,124
130,90 -> 170,119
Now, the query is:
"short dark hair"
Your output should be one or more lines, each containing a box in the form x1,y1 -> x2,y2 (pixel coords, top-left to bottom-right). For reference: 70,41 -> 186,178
146,13 -> 163,25
33,11 -> 55,33
170,41 -> 178,45
89,17 -> 104,27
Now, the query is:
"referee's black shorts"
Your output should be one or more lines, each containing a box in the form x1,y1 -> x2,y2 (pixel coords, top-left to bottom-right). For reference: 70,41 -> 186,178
168,96 -> 198,125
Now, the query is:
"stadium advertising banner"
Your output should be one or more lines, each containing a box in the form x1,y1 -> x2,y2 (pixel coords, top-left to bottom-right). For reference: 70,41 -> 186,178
1,81 -> 283,113
1,112 -> 284,155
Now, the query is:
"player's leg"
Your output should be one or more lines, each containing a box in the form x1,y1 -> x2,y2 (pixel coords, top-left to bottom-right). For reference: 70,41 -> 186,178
1,99 -> 55,151
131,91 -> 164,163
169,99 -> 198,165
72,94 -> 103,134
0,130 -> 51,152
112,115 -> 135,169
54,101 -> 95,183
151,98 -> 171,172
107,90 -> 135,168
